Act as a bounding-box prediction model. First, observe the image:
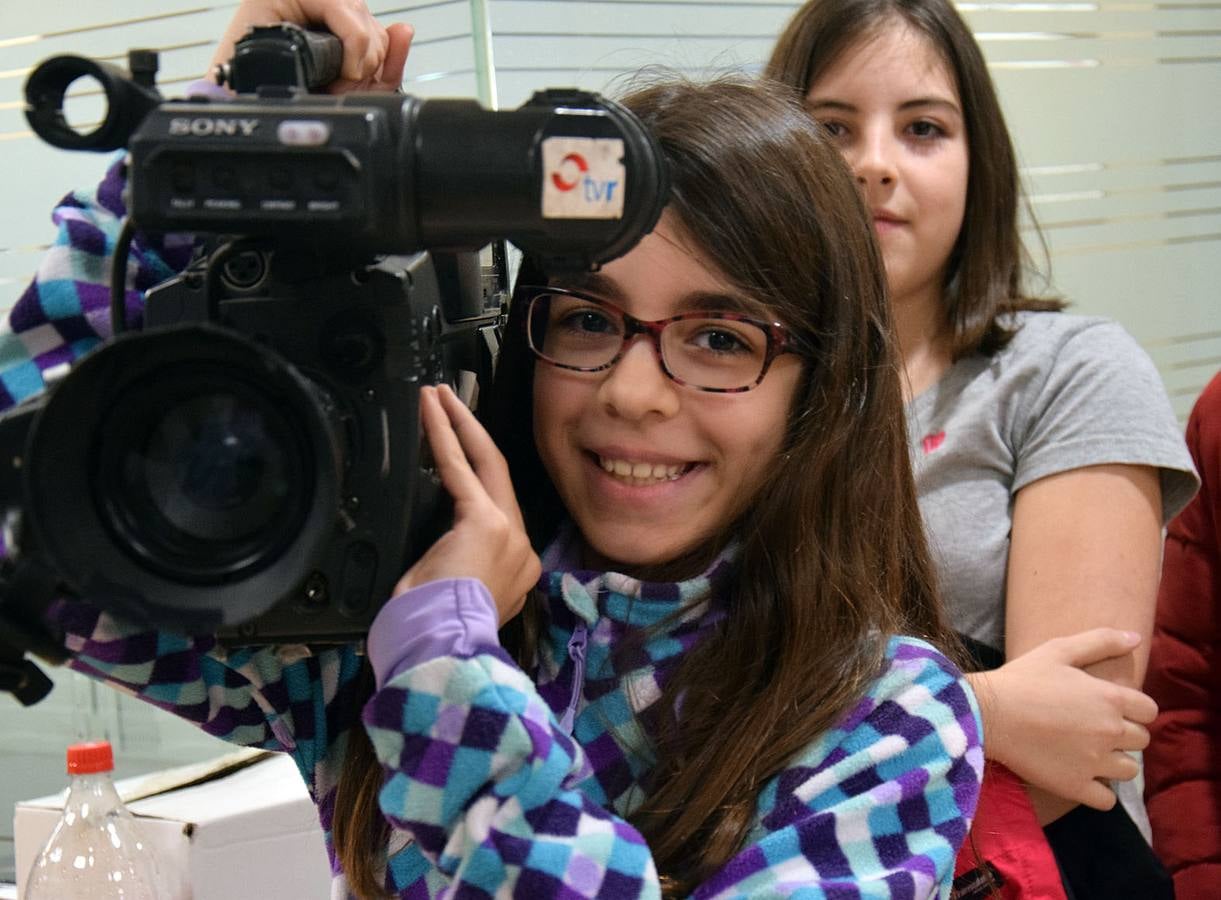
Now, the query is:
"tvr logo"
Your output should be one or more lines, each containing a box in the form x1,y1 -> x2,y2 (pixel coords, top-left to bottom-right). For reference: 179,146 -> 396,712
541,137 -> 626,220
550,152 -> 619,204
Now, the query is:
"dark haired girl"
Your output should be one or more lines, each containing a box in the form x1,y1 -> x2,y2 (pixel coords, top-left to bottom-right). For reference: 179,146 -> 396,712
768,1 -> 1197,894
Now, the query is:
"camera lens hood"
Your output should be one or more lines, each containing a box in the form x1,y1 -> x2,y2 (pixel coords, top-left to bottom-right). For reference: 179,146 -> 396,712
25,324 -> 342,632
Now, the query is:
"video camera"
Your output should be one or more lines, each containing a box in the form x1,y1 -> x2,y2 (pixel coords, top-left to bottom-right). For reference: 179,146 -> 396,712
0,24 -> 667,705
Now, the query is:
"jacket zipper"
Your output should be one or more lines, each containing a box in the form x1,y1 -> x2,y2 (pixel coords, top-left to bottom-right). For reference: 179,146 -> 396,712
559,623 -> 588,734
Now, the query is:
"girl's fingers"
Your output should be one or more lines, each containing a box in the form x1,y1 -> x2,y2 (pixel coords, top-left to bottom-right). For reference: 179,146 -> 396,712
1046,627 -> 1141,668
1121,689 -> 1159,725
317,3 -> 384,81
378,23 -> 413,89
409,386 -> 539,620
419,387 -> 487,506
1078,779 -> 1118,812
1099,750 -> 1141,783
434,384 -> 521,518
1117,720 -> 1151,753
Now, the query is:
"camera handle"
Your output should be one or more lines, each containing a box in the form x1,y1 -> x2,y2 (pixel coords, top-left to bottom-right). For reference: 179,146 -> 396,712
216,24 -> 342,94
0,405 -> 71,705
25,23 -> 340,154
0,626 -> 56,707
0,554 -> 70,706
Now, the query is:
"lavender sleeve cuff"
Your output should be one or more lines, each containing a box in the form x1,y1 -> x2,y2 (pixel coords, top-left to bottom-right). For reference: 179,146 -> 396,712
183,79 -> 234,100
366,578 -> 501,689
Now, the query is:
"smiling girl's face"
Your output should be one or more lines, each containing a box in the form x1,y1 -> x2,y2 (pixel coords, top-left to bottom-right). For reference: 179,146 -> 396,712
805,19 -> 970,312
531,212 -> 805,574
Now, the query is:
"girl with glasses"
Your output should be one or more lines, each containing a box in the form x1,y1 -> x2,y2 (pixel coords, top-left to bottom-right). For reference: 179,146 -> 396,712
766,0 -> 1197,895
7,1 -> 981,896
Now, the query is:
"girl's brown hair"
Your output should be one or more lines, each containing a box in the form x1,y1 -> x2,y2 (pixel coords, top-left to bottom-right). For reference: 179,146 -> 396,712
766,0 -> 1063,359
489,76 -> 951,895
335,76 -> 953,897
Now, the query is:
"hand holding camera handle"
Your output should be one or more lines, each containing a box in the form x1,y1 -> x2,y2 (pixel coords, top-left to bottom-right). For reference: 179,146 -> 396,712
209,0 -> 411,94
218,24 -> 342,93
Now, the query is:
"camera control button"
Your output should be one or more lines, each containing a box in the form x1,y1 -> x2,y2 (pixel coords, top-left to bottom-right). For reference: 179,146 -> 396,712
277,120 -> 331,146
339,541 -> 378,616
213,165 -> 239,191
171,163 -> 195,193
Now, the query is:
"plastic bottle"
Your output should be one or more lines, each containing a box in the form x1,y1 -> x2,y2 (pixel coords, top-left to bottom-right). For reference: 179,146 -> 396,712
25,740 -> 160,899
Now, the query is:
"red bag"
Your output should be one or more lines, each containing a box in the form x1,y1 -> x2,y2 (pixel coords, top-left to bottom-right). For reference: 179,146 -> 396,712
952,762 -> 1066,900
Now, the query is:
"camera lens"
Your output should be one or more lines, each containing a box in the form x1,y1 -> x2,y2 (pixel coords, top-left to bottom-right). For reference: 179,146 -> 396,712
26,325 -> 342,630
126,391 -> 294,543
99,370 -> 313,582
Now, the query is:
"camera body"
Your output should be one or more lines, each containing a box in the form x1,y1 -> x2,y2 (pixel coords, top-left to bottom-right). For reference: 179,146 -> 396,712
127,87 -> 654,267
2,188 -> 512,645
0,25 -> 666,698
27,244 -> 503,644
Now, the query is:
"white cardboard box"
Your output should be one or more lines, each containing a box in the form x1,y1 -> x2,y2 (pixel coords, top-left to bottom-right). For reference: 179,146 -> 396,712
13,748 -> 331,899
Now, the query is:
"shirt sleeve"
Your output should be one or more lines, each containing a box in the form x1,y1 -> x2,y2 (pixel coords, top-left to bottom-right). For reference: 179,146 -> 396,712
0,155 -> 194,411
51,598 -> 363,800
1010,317 -> 1198,522
361,635 -> 982,898
365,578 -> 501,689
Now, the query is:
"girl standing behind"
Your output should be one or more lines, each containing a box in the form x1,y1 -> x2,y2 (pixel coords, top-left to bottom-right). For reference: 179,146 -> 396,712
767,1 -> 1197,896
7,3 -> 983,893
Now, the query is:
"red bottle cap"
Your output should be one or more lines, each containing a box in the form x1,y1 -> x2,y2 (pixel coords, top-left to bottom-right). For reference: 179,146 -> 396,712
66,740 -> 114,774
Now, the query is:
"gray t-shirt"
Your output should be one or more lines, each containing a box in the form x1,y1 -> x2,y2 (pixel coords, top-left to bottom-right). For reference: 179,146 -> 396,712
907,311 -> 1198,653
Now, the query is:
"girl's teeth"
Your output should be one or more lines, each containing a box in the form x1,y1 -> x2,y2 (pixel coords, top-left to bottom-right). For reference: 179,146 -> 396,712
599,457 -> 684,482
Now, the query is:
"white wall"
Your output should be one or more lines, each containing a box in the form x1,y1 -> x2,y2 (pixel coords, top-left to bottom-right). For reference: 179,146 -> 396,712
1,0 -> 1218,885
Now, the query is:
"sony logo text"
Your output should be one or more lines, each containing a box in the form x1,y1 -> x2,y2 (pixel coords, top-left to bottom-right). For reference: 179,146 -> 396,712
169,118 -> 261,137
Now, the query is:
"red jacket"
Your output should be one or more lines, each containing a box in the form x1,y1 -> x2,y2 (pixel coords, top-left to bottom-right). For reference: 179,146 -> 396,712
1145,371 -> 1221,899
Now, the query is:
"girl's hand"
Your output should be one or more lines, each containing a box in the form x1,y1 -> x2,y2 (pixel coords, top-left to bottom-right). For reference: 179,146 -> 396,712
208,0 -> 413,94
972,628 -> 1158,812
393,385 -> 540,626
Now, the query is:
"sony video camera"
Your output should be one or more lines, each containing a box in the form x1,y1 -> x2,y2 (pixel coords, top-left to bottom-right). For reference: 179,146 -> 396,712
0,24 -> 667,704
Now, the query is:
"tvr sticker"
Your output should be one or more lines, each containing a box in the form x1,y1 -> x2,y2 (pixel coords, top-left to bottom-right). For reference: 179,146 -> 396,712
541,137 -> 626,220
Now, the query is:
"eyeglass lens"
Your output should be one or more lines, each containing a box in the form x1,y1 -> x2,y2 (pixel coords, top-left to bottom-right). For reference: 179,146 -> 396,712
528,293 -> 772,391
